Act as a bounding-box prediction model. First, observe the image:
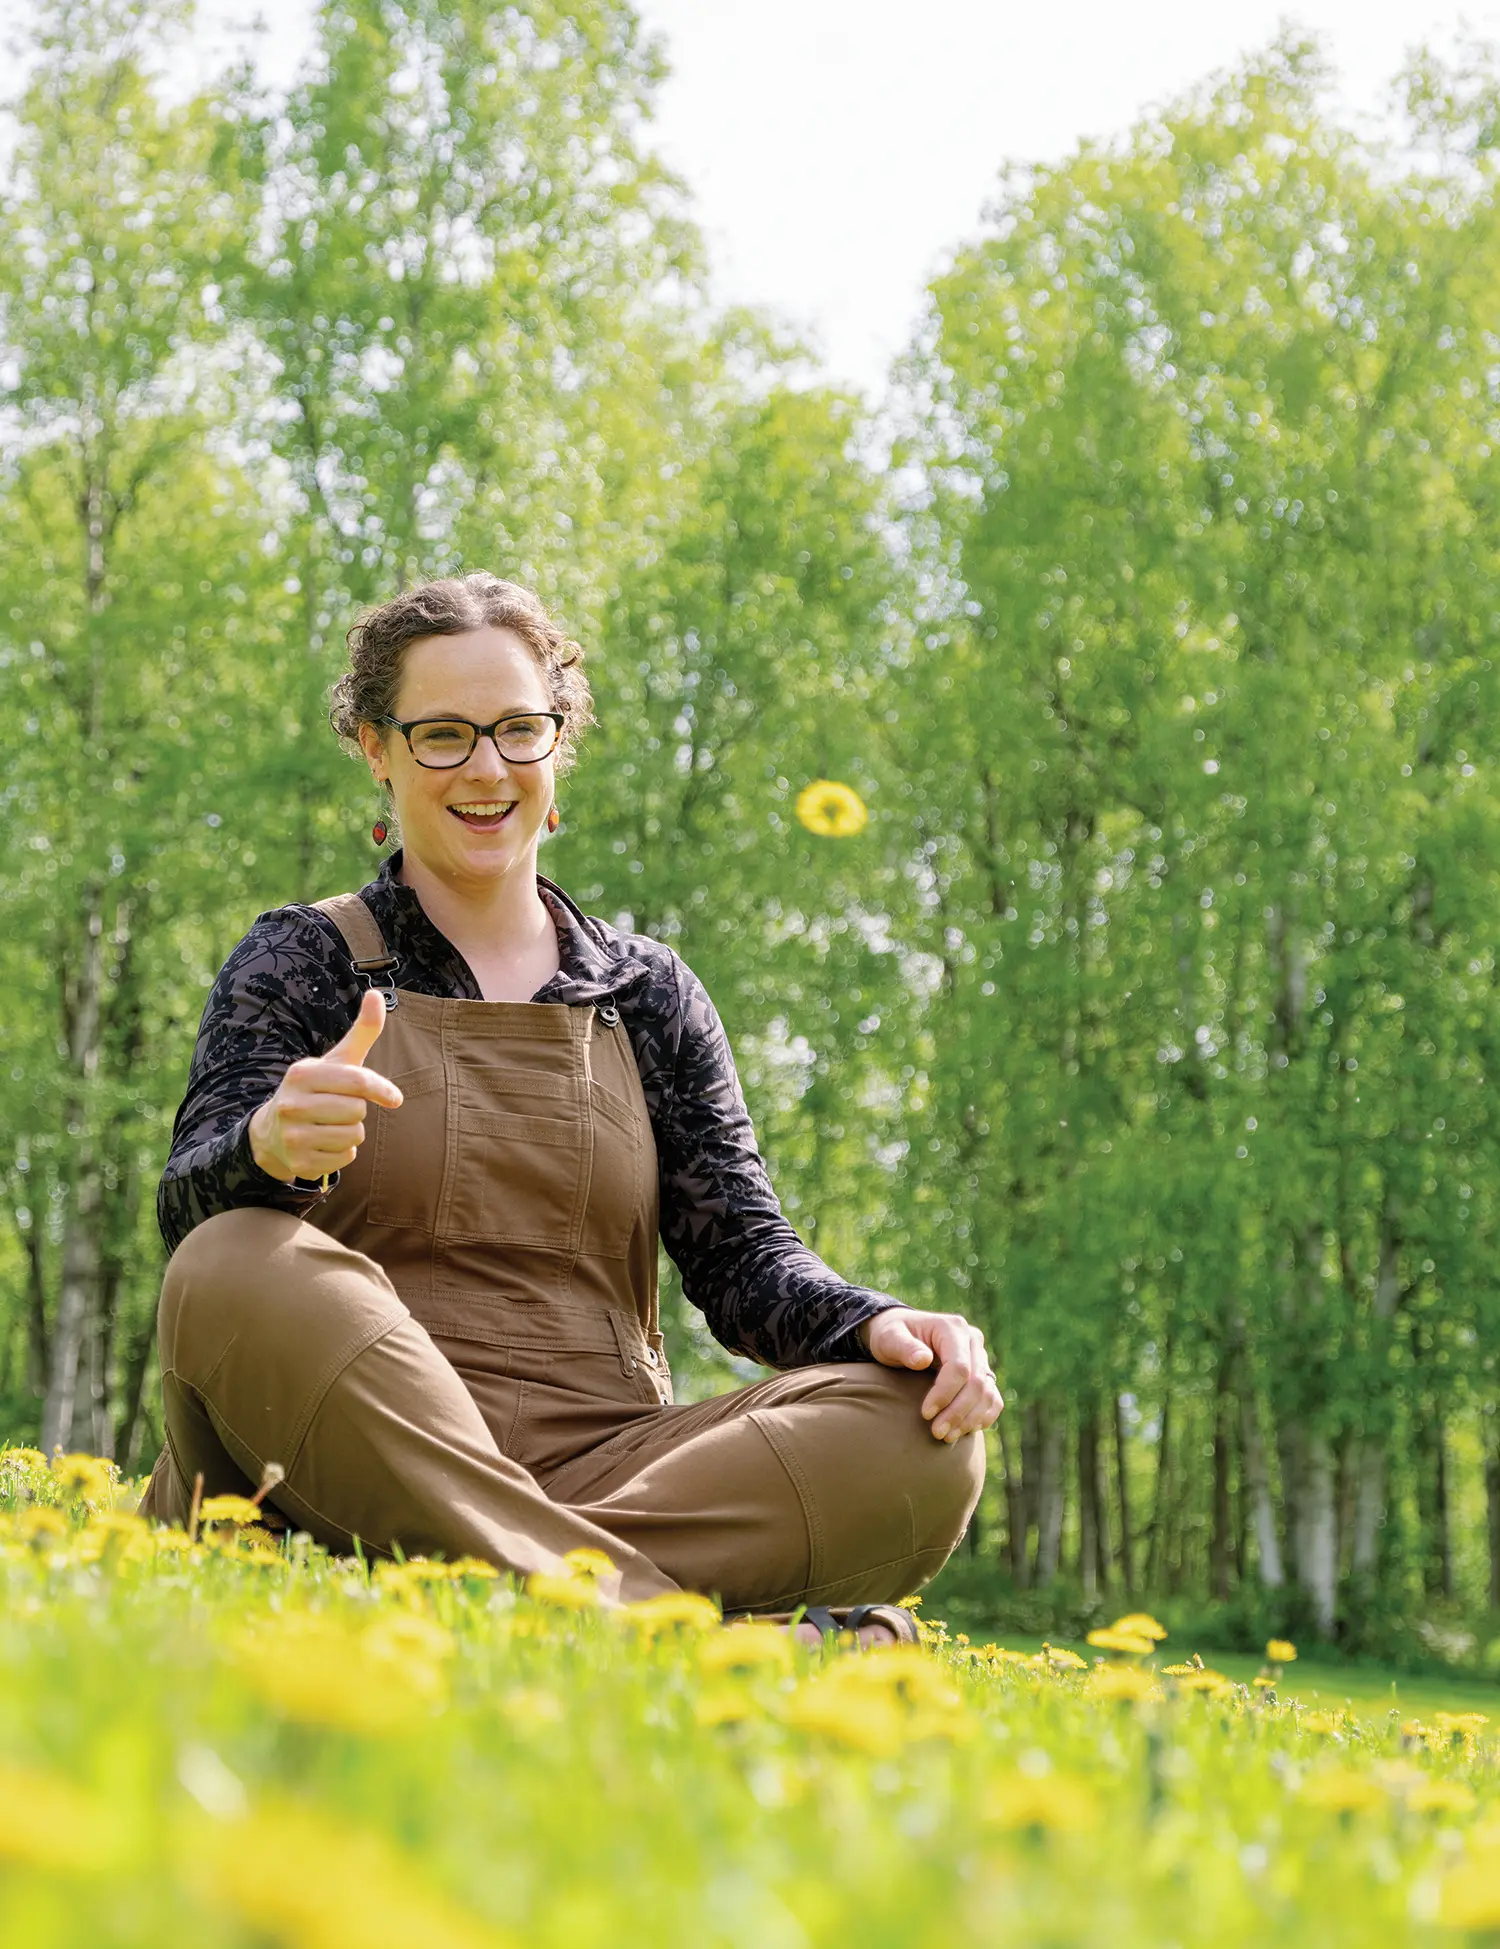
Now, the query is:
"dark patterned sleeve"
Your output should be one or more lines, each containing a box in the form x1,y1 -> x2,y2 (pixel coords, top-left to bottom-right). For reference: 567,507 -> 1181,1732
156,909 -> 361,1255
654,955 -> 907,1367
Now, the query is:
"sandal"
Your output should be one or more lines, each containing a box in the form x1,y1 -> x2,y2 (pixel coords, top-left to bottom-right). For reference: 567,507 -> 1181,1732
727,1603 -> 922,1645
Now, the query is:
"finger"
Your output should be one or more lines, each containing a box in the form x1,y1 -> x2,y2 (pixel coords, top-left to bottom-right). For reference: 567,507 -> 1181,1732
283,1091 -> 369,1128
325,989 -> 388,1067
875,1314 -> 935,1371
934,1335 -> 1003,1439
291,1063 -> 403,1110
932,1375 -> 1003,1440
304,1146 -> 360,1177
287,1117 -> 366,1152
919,1322 -> 973,1420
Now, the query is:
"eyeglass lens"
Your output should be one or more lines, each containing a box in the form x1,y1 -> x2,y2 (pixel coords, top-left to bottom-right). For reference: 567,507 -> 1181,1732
408,717 -> 559,766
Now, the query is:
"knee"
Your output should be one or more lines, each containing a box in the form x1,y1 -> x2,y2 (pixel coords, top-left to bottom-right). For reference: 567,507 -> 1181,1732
161,1204 -> 406,1390
838,1364 -> 986,1549
162,1208 -> 290,1331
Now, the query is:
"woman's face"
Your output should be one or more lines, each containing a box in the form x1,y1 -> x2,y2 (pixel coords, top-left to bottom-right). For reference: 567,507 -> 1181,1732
359,625 -> 557,895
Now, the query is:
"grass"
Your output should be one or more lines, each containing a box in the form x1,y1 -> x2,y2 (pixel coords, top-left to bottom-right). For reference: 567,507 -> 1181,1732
9,1447 -> 1500,1947
990,1636 -> 1500,1720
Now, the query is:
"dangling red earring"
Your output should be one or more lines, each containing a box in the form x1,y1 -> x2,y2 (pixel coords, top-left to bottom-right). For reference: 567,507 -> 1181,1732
546,806 -> 560,834
372,818 -> 389,845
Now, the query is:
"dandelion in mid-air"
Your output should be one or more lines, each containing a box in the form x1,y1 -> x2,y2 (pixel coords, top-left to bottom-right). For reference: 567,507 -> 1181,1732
796,780 -> 868,837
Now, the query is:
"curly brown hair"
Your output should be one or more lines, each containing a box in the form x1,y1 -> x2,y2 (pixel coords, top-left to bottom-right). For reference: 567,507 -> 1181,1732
329,573 -> 595,776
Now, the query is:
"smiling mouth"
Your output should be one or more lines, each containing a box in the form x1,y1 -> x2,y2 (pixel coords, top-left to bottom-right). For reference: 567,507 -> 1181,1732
448,801 -> 517,831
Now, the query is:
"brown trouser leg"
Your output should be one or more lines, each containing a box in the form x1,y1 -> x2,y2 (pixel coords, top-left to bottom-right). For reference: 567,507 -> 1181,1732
140,1209 -> 984,1612
138,1210 -> 675,1600
536,1366 -> 985,1613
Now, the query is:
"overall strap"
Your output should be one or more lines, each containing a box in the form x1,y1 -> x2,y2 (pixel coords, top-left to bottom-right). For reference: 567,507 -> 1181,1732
312,894 -> 401,1009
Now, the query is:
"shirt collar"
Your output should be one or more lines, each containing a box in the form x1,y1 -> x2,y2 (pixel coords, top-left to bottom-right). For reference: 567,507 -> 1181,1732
365,850 -> 648,1006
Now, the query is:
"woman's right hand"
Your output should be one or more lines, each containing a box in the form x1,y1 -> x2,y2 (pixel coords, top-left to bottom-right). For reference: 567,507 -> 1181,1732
249,989 -> 405,1184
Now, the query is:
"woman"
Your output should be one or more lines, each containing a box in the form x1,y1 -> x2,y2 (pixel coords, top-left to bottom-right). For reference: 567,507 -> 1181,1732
142,574 -> 1000,1638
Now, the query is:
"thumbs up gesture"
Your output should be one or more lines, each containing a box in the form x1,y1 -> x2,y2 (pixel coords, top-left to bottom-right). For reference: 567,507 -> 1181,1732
249,990 -> 405,1186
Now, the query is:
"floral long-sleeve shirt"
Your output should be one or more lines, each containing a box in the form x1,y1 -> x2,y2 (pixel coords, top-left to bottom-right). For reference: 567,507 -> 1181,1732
157,854 -> 904,1368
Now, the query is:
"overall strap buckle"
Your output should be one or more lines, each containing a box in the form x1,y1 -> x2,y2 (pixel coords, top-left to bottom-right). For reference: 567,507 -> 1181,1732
312,894 -> 402,1011
352,953 -> 401,1011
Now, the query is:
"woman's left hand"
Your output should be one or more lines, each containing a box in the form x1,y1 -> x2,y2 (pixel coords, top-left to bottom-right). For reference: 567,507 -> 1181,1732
857,1309 -> 1004,1442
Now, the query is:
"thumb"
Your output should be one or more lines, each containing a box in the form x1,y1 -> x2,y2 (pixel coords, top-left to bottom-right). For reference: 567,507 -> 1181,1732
883,1314 -> 935,1370
325,988 -> 387,1066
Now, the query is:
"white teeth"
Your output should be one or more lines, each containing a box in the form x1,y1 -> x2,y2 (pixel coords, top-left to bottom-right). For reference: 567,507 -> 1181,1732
451,802 -> 515,815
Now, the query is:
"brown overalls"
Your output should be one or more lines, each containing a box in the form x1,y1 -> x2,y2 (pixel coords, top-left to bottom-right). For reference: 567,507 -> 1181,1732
141,895 -> 983,1609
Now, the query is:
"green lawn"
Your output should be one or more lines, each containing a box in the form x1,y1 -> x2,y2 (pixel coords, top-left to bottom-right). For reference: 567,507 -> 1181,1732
988,1634 -> 1500,1722
12,1448 -> 1500,1946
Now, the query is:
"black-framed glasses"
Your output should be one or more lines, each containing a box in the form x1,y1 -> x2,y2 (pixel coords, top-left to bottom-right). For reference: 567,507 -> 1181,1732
377,712 -> 564,769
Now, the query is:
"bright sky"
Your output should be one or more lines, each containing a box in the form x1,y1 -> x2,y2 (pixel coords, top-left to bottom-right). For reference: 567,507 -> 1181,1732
182,0 -> 1499,395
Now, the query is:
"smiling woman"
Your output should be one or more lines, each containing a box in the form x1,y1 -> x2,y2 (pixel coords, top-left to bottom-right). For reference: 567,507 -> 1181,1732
142,572 -> 1000,1642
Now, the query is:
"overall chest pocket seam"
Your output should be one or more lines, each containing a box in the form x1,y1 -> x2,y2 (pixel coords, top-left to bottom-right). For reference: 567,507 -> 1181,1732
443,1035 -> 590,1251
367,1064 -> 447,1232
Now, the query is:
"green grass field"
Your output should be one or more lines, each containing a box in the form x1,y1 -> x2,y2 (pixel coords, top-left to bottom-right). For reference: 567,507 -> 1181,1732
990,1636 -> 1500,1721
8,1447 -> 1500,1948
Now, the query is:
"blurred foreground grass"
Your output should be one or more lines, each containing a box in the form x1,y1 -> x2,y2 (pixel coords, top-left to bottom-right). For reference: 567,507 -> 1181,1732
6,1448 -> 1500,1947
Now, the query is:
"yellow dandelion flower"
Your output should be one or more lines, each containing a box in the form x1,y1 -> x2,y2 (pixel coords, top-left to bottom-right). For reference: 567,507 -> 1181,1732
698,1624 -> 795,1677
617,1591 -> 721,1638
197,1495 -> 267,1528
447,1557 -> 501,1580
981,1772 -> 1100,1834
1110,1613 -> 1168,1642
1408,1779 -> 1476,1817
839,1644 -> 965,1710
236,1534 -> 288,1566
74,1512 -> 155,1567
1175,1670 -> 1234,1699
782,1681 -> 906,1757
17,1506 -> 69,1543
0,1763 -> 132,1875
1266,1638 -> 1298,1663
561,1547 -> 617,1583
365,1611 -> 454,1668
1301,1712 -> 1345,1735
1086,1627 -> 1157,1658
1042,1646 -> 1088,1672
782,1647 -> 968,1753
1439,1856 -> 1500,1931
796,780 -> 869,838
86,1510 -> 147,1534
1435,1711 -> 1490,1739
233,1614 -> 450,1734
1,1447 -> 48,1472
695,1685 -> 760,1729
1252,1675 -> 1278,1691
188,1800 -> 512,1949
373,1559 -> 461,1593
149,1529 -> 198,1557
50,1453 -> 117,1505
1299,1768 -> 1387,1815
1086,1665 -> 1159,1704
526,1570 -> 603,1612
